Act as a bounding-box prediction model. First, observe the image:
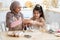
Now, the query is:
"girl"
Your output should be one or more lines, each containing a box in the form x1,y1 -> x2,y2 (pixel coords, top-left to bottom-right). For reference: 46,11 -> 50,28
30,4 -> 45,29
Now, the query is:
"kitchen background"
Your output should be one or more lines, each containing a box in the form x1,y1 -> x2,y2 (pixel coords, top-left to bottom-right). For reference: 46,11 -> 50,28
0,0 -> 60,31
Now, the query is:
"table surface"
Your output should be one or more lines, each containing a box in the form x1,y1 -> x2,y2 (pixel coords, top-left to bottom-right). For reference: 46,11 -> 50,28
0,30 -> 60,40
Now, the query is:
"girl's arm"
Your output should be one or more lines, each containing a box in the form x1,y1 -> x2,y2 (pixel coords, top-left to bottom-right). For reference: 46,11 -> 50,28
30,18 -> 45,27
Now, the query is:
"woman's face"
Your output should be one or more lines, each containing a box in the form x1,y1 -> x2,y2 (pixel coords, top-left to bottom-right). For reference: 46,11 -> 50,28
14,5 -> 21,13
33,10 -> 41,19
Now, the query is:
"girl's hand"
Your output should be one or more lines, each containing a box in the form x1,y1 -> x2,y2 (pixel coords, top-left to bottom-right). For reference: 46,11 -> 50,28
30,20 -> 45,27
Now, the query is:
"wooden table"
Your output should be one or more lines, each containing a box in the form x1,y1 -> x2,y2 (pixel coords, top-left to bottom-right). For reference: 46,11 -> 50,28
0,30 -> 60,40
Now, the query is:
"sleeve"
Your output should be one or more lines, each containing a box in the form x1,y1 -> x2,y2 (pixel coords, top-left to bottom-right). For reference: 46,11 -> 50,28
20,13 -> 24,19
6,12 -> 23,28
6,12 -> 14,28
19,13 -> 24,28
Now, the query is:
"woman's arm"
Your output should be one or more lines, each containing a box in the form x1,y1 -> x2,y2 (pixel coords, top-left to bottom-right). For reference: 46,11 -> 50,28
6,12 -> 22,28
10,18 -> 22,27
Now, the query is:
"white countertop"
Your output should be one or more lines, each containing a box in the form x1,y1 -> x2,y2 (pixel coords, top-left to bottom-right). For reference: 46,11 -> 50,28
0,31 -> 60,40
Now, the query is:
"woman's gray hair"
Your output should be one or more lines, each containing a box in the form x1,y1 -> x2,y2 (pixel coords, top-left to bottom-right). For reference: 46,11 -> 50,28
10,1 -> 20,12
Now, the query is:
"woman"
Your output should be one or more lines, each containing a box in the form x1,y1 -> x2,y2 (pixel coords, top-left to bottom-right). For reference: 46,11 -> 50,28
6,1 -> 23,31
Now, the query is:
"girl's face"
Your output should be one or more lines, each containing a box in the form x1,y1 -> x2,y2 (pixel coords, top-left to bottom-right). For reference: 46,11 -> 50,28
14,5 -> 21,13
33,10 -> 41,19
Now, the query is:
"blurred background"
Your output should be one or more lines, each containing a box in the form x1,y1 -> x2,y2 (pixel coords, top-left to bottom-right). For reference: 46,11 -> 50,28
0,0 -> 60,31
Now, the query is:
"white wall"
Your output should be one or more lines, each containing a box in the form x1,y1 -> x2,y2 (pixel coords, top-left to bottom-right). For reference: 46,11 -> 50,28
45,10 -> 60,26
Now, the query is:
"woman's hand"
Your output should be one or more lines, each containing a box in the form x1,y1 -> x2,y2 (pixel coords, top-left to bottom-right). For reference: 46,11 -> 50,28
23,19 -> 31,24
23,19 -> 32,28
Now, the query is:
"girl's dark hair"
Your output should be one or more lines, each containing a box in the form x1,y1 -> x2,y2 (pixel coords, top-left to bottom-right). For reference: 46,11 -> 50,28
33,4 -> 45,19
